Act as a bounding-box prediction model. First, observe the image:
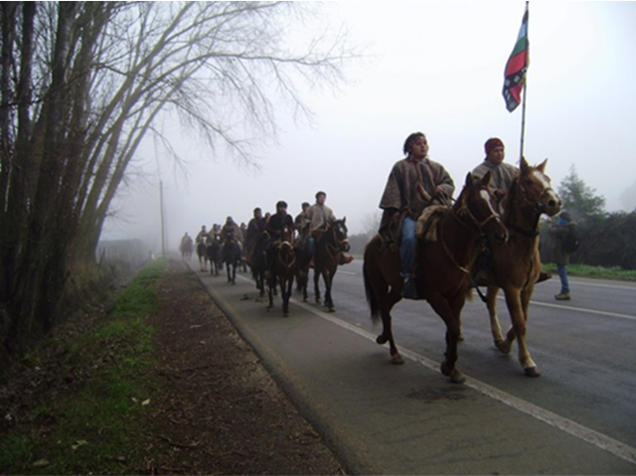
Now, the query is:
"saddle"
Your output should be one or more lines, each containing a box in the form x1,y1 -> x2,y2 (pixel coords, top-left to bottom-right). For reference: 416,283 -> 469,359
415,205 -> 449,242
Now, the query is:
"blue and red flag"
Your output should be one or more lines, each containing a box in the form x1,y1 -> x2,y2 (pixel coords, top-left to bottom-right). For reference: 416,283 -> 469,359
502,4 -> 529,112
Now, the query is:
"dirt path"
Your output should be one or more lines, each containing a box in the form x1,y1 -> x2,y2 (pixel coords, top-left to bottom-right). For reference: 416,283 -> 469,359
143,260 -> 345,474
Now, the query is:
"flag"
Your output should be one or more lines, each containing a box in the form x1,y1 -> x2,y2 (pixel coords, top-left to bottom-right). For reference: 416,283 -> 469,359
502,5 -> 529,112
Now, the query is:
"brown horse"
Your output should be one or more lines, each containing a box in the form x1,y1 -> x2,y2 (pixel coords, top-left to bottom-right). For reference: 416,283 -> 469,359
483,158 -> 561,377
267,224 -> 296,317
313,218 -> 350,312
363,172 -> 508,383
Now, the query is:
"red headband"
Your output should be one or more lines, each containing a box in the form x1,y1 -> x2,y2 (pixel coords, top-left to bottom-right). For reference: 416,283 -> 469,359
484,138 -> 504,155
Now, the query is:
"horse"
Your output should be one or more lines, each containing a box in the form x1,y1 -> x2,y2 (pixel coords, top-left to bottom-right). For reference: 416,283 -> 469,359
313,218 -> 350,312
482,157 -> 562,377
294,233 -> 312,303
196,240 -> 208,272
180,238 -> 193,261
222,230 -> 242,285
267,224 -> 296,316
249,231 -> 268,300
363,171 -> 508,383
206,233 -> 222,276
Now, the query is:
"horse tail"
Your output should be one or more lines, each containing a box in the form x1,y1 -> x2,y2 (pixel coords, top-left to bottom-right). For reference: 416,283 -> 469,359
362,242 -> 381,324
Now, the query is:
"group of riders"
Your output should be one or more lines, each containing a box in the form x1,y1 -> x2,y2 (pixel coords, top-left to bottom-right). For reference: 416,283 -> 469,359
179,190 -> 354,278
180,131 -> 553,299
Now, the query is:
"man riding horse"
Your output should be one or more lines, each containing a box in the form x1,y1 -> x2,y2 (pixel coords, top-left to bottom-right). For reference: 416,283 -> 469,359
220,216 -> 244,257
378,132 -> 455,299
265,201 -> 295,271
471,137 -> 551,285
305,191 -> 354,268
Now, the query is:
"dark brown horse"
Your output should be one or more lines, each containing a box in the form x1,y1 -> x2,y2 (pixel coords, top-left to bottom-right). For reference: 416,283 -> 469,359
267,224 -> 296,317
363,172 -> 508,383
206,233 -> 222,277
196,241 -> 208,272
222,229 -> 241,285
483,158 -> 561,377
313,218 -> 350,312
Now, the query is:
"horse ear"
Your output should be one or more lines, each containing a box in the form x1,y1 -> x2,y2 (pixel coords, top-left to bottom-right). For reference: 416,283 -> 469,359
465,172 -> 473,186
537,158 -> 548,172
481,170 -> 492,186
342,216 -> 346,224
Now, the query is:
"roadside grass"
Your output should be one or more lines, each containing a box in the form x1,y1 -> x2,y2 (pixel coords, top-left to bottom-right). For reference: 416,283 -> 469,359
0,259 -> 168,475
543,262 -> 636,281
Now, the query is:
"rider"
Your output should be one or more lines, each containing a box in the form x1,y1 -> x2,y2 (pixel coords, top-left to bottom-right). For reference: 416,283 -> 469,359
305,191 -> 354,266
220,216 -> 244,255
245,207 -> 266,266
195,225 -> 208,245
266,201 -> 294,270
180,232 -> 193,248
378,132 -> 455,299
471,137 -> 551,285
294,202 -> 311,240
471,137 -> 518,213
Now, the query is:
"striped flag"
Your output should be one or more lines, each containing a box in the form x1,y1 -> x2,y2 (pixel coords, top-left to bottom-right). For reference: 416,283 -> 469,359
502,4 -> 529,112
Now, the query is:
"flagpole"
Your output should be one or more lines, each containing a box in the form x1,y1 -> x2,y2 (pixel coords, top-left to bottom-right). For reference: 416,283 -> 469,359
519,1 -> 529,162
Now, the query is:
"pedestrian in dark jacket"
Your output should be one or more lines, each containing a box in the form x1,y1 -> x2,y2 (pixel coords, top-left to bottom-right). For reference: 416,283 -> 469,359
549,211 -> 575,300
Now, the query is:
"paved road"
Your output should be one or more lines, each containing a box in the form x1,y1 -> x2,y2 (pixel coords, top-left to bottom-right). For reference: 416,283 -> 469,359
190,261 -> 636,475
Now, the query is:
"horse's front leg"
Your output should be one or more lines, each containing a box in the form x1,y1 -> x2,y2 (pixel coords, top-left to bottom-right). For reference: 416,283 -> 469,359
427,293 -> 465,384
487,285 -> 510,354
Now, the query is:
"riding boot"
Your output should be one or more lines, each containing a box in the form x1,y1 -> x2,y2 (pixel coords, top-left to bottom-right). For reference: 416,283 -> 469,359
536,270 -> 552,283
339,254 -> 354,265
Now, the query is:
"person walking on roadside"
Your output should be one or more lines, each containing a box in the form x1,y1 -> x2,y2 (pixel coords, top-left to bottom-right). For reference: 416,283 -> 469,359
549,210 -> 576,300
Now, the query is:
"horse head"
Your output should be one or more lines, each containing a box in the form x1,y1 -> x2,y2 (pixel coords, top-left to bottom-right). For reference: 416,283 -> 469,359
331,218 -> 351,253
456,171 -> 508,246
514,157 -> 562,218
280,224 -> 294,246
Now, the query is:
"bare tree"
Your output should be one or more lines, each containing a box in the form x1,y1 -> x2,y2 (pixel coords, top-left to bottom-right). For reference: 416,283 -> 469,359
0,1 -> 356,353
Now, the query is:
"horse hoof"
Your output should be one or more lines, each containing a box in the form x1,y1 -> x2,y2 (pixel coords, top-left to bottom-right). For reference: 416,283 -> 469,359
524,366 -> 540,377
328,307 -> 335,313
458,333 -> 464,342
441,362 -> 465,383
376,335 -> 388,345
495,340 -> 511,354
450,370 -> 466,384
391,353 -> 404,365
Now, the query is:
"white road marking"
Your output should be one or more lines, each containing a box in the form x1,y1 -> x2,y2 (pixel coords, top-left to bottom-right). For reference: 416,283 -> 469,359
291,296 -> 636,467
529,300 -> 636,321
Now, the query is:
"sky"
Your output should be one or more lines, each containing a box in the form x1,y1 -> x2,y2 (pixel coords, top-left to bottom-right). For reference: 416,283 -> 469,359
102,1 -> 636,253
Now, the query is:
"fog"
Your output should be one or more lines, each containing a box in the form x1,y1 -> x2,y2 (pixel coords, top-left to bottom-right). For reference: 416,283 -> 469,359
101,2 -> 636,254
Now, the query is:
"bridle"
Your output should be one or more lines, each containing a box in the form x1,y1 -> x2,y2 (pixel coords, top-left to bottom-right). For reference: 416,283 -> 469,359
324,221 -> 349,259
453,186 -> 503,235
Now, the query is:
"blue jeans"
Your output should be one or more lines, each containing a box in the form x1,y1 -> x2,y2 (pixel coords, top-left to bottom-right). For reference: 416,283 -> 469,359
307,236 -> 315,257
400,217 -> 417,278
557,263 -> 569,293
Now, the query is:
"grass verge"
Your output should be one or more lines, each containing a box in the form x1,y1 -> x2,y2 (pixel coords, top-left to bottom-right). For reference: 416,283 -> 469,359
0,258 -> 168,475
543,262 -> 636,281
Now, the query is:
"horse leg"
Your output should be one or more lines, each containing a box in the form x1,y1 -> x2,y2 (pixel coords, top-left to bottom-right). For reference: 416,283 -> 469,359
313,270 -> 321,303
516,285 -> 539,376
487,286 -> 511,354
427,293 -> 465,384
324,271 -> 335,312
283,275 -> 293,317
380,289 -> 404,364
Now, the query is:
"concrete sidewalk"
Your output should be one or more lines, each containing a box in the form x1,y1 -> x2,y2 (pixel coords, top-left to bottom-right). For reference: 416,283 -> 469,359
191,267 -> 635,475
